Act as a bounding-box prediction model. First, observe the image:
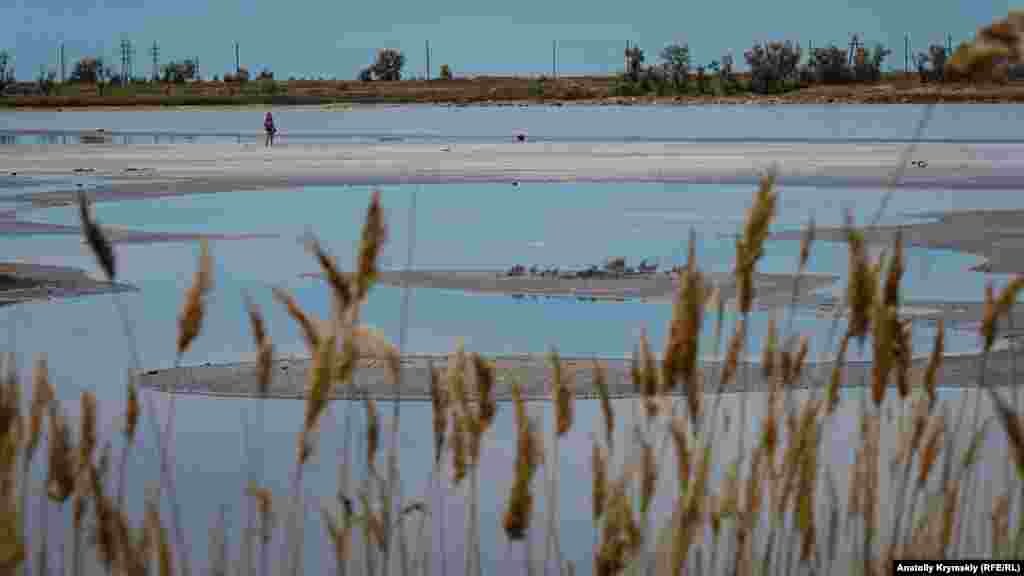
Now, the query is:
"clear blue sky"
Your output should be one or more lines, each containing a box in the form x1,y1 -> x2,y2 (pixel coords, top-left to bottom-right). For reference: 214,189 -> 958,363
3,0 -> 1014,81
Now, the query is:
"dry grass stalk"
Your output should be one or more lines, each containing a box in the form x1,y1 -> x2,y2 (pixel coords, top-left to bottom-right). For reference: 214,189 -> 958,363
0,355 -> 23,572
366,397 -> 379,470
429,363 -> 448,466
987,386 -> 1024,479
940,479 -> 960,557
355,190 -> 387,301
592,439 -> 608,524
883,231 -> 904,311
304,234 -> 354,318
721,318 -> 746,388
176,239 -> 213,359
924,320 -> 944,409
871,302 -> 898,406
77,191 -> 116,280
668,444 -> 712,576
272,286 -> 321,355
27,354 -> 54,463
670,418 -> 691,495
783,335 -> 810,387
593,360 -> 614,452
473,353 -> 497,434
549,349 -> 574,436
146,496 -> 173,576
947,11 -> 1024,80
763,314 -> 777,382
448,341 -> 468,415
124,379 -> 139,441
918,416 -> 945,488
243,293 -> 274,396
981,276 -> 1024,352
828,333 -> 850,414
322,505 -> 352,564
640,439 -> 657,514
992,493 -> 1010,555
597,479 -> 641,576
78,390 -> 97,477
46,406 -> 75,503
299,331 -> 336,465
734,169 -> 779,315
247,483 -> 275,545
799,216 -> 815,272
503,382 -> 541,540
636,332 -> 660,420
844,213 -> 879,344
664,229 -> 706,413
451,411 -> 467,486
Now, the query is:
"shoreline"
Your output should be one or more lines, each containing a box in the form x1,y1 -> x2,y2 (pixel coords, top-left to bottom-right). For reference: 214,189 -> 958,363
3,142 -> 1023,208
4,80 -> 1024,110
0,262 -> 136,306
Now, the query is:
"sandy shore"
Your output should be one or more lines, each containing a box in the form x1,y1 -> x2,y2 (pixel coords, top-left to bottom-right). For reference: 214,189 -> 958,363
2,142 -> 1024,208
136,344 -> 1024,402
774,208 -> 1024,276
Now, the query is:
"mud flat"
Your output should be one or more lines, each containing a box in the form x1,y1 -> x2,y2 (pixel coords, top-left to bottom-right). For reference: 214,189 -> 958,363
137,344 -> 1024,402
774,207 -> 1024,276
3,142 -> 1024,208
302,269 -> 840,303
0,262 -> 136,306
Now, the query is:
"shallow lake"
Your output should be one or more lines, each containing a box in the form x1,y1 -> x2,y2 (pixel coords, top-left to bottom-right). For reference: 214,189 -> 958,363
3,104 -> 1024,145
2,105 -> 1023,574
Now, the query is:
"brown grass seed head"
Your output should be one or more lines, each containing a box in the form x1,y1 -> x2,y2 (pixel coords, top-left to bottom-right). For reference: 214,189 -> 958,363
355,190 -> 387,301
272,286 -> 321,355
176,240 -> 213,359
78,191 -> 116,281
243,292 -> 275,396
593,359 -> 614,451
592,439 -> 608,523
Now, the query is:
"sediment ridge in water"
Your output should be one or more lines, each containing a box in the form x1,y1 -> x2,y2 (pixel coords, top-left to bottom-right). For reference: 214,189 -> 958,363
0,262 -> 136,306
302,269 -> 840,303
137,344 -> 1024,401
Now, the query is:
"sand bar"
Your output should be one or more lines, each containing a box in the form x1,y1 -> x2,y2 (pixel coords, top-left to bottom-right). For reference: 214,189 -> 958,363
0,262 -> 135,306
2,142 -> 1024,208
137,344 -> 1024,402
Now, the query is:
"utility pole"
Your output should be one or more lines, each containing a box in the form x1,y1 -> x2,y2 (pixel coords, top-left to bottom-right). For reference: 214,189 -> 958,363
904,33 -> 909,74
848,33 -> 862,67
947,33 -> 952,56
552,40 -> 557,78
59,43 -> 65,83
150,41 -> 159,81
128,41 -> 136,83
234,42 -> 240,75
120,39 -> 128,87
425,39 -> 430,80
194,56 -> 200,81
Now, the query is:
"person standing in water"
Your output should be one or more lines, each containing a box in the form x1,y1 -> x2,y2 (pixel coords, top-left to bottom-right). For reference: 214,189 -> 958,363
264,112 -> 277,147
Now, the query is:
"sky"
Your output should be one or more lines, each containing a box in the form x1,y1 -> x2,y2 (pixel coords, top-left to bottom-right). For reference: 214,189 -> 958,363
2,0 -> 1015,81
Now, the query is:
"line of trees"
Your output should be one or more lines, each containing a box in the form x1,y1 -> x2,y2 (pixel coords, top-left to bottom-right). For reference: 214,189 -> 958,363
359,48 -> 405,81
614,37 -> 967,95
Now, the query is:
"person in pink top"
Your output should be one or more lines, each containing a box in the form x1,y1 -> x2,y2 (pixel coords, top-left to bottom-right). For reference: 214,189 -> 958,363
264,112 -> 277,147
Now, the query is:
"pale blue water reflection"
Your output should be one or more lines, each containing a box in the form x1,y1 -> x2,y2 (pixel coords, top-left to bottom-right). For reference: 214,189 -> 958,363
4,104 -> 1024,145
2,178 -> 1021,574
